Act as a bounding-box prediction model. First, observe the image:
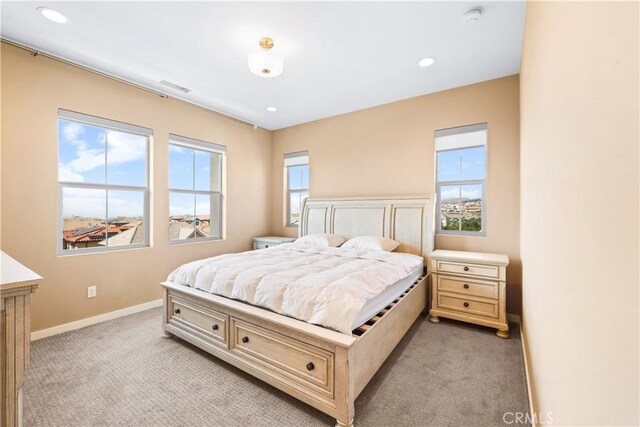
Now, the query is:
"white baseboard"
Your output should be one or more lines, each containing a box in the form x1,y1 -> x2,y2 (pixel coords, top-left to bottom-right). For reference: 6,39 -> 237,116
31,299 -> 163,341
519,319 -> 538,427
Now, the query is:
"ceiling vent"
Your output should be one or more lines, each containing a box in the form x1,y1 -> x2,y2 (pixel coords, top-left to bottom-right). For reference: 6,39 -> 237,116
159,80 -> 191,93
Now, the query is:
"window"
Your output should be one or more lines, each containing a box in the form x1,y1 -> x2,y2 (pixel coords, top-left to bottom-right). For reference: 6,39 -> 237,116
169,134 -> 225,242
285,151 -> 309,226
58,110 -> 150,254
435,123 -> 487,235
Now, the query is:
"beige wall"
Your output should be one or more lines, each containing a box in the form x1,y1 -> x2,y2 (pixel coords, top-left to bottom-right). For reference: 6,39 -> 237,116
271,75 -> 522,314
520,2 -> 639,425
0,43 -> 272,332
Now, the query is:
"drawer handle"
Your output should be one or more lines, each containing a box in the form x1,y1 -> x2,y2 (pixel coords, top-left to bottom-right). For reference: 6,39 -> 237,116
463,266 -> 470,272
242,336 -> 249,344
306,362 -> 315,371
212,324 -> 219,331
463,302 -> 470,308
463,284 -> 469,289
174,308 -> 181,315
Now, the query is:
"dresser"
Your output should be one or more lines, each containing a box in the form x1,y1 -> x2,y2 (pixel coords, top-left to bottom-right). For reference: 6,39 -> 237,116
252,236 -> 296,250
428,249 -> 509,338
1,252 -> 41,426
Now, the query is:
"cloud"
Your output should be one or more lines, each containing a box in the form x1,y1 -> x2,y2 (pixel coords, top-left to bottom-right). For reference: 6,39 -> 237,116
441,186 -> 460,200
108,192 -> 144,217
169,196 -> 217,217
59,123 -> 146,180
62,187 -> 144,218
62,187 -> 105,218
106,130 -> 146,166
65,144 -> 105,173
62,122 -> 84,142
59,164 -> 85,182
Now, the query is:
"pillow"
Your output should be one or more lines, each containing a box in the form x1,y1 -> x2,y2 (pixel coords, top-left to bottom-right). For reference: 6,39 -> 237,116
341,236 -> 400,252
294,233 -> 346,248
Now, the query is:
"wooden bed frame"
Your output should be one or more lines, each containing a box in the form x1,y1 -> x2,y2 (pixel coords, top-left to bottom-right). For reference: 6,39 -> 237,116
161,196 -> 434,426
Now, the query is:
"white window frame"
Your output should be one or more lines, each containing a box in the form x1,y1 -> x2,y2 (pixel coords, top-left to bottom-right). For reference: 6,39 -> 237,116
285,151 -> 309,227
57,109 -> 151,255
168,134 -> 225,244
435,123 -> 487,236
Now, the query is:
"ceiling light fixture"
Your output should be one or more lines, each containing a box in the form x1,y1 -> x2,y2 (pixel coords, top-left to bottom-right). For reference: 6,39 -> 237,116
266,106 -> 277,112
462,8 -> 482,24
418,57 -> 436,68
37,7 -> 68,24
248,37 -> 283,78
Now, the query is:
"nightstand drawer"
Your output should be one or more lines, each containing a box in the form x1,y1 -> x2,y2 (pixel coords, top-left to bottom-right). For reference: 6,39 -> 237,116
437,293 -> 499,319
437,275 -> 498,299
436,260 -> 499,279
253,236 -> 296,250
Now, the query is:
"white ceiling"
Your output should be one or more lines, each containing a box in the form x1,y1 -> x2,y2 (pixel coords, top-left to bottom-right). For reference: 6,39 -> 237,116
1,1 -> 526,130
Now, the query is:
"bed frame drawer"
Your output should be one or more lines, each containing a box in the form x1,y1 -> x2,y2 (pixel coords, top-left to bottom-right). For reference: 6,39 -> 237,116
436,260 -> 499,279
230,318 -> 334,399
437,293 -> 499,319
169,295 -> 228,347
437,275 -> 499,299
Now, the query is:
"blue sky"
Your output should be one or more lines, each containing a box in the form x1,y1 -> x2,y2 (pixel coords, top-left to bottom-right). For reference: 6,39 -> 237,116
59,119 -> 146,218
288,164 -> 309,191
440,184 -> 483,203
59,119 -> 222,220
288,165 -> 309,216
60,118 -> 480,218
437,146 -> 485,181
169,145 -> 219,216
169,145 -> 216,191
438,146 -> 485,201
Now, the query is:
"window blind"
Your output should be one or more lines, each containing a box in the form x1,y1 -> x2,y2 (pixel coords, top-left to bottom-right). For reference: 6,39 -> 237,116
169,134 -> 226,153
435,123 -> 487,151
284,151 -> 309,167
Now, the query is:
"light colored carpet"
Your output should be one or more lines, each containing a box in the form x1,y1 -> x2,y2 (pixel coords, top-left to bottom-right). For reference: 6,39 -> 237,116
24,308 -> 529,426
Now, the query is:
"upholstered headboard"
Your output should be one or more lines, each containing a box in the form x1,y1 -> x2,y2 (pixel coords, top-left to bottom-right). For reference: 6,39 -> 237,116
299,196 -> 435,259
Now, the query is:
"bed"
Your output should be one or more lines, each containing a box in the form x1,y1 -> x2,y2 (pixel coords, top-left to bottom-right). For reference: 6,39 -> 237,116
161,196 -> 434,427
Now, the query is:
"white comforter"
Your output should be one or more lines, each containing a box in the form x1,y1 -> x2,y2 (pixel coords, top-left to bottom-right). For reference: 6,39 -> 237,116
167,243 -> 423,334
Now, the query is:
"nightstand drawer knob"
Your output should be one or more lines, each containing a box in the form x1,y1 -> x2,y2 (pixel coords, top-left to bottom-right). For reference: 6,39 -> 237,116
463,302 -> 470,308
212,324 -> 219,331
306,362 -> 315,371
463,284 -> 469,289
174,308 -> 180,315
463,266 -> 470,272
242,336 -> 249,344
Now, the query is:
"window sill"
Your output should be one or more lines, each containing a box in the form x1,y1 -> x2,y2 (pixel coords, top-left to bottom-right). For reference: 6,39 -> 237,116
169,237 -> 225,246
436,231 -> 487,238
57,244 -> 150,257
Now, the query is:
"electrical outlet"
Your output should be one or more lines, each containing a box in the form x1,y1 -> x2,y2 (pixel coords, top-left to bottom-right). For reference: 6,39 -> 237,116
87,286 -> 97,298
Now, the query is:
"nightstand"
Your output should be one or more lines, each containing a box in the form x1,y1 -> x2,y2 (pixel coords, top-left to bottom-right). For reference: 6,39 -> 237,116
428,249 -> 510,338
252,236 -> 296,250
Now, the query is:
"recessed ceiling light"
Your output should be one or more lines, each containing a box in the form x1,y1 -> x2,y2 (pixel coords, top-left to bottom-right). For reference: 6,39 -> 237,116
266,106 -> 277,112
37,7 -> 68,24
418,57 -> 436,68
462,8 -> 482,24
